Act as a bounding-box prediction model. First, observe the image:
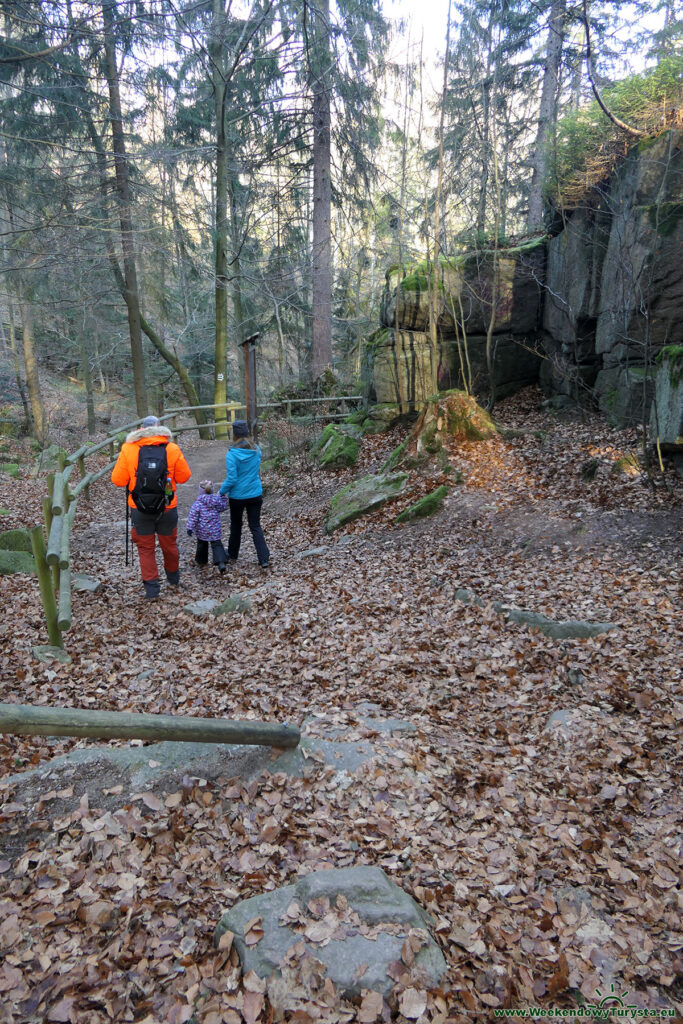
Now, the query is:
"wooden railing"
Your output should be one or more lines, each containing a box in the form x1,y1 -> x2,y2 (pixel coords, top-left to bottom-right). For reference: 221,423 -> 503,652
31,395 -> 365,649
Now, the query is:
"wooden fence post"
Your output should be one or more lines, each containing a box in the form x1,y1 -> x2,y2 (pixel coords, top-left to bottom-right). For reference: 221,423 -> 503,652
30,526 -> 62,649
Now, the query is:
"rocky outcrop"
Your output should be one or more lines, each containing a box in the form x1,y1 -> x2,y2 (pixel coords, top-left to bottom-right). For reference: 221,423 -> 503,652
369,131 -> 682,433
542,130 -> 682,425
649,348 -> 682,449
373,248 -> 544,407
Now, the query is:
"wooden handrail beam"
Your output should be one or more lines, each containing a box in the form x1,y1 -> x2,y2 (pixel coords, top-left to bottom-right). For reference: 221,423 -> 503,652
0,703 -> 300,747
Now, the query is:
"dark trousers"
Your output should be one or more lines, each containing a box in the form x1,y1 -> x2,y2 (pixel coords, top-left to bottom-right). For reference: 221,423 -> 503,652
228,497 -> 269,564
194,539 -> 228,566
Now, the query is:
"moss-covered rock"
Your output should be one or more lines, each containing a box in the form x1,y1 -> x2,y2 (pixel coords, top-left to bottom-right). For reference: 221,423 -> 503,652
0,528 -> 32,552
367,403 -> 403,427
316,427 -> 359,469
34,444 -> 68,472
344,409 -> 368,426
361,418 -> 385,435
411,391 -> 497,459
0,550 -> 36,575
326,472 -> 409,533
0,463 -> 20,479
395,485 -> 450,524
212,595 -> 252,616
381,440 -> 409,473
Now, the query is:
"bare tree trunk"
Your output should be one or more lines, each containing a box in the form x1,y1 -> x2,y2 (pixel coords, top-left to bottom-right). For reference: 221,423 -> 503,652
101,0 -> 147,416
527,0 -> 566,232
5,297 -> 32,431
476,14 -> 495,237
18,295 -> 47,446
311,0 -> 332,379
429,0 -> 452,380
79,308 -> 96,435
211,0 -> 229,436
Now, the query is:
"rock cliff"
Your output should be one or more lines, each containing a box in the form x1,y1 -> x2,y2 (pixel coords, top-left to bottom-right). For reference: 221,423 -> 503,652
369,130 -> 682,438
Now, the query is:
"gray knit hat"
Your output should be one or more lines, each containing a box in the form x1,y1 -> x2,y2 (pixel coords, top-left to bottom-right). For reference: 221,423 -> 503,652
142,415 -> 160,427
232,420 -> 250,439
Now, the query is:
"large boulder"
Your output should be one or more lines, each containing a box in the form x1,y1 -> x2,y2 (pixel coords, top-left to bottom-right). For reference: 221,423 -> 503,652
0,528 -> 32,552
315,425 -> 359,469
0,550 -> 35,575
326,472 -> 408,532
414,391 -> 497,452
214,867 -> 447,998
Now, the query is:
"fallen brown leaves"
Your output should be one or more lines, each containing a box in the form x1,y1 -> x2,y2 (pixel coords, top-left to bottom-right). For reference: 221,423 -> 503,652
0,387 -> 681,1022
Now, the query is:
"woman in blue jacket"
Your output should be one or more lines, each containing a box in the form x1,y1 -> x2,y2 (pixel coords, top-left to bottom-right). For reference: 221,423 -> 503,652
219,420 -> 270,568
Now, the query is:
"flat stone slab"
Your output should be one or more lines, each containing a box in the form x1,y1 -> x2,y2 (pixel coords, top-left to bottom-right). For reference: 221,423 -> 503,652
271,705 -> 416,778
3,739 -> 275,799
214,867 -> 446,998
213,594 -> 252,616
326,472 -> 409,533
455,588 -> 615,639
32,645 -> 72,664
72,573 -> 103,594
297,546 -> 329,559
183,597 -> 220,616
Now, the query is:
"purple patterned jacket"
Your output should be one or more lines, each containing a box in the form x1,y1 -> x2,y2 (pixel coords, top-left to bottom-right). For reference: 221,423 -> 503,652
186,493 -> 228,541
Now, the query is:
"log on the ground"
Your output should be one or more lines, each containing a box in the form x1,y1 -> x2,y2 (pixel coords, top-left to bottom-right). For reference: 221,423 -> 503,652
0,703 -> 300,747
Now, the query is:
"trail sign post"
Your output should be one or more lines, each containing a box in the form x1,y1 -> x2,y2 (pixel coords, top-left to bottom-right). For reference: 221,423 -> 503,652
240,332 -> 259,438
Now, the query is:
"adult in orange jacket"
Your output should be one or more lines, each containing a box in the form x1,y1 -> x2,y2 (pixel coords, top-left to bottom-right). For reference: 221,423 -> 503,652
111,415 -> 191,599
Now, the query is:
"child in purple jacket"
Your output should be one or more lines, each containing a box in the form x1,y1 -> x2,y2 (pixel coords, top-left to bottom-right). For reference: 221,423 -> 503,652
186,481 -> 229,572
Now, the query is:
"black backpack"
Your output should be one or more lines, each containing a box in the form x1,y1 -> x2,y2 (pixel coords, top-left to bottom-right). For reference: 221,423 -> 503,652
130,444 -> 169,516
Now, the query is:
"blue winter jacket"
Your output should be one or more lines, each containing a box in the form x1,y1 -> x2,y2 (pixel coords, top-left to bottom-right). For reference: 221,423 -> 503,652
219,442 -> 263,500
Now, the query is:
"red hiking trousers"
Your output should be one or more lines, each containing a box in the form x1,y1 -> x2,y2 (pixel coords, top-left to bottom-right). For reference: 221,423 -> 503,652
130,508 -> 179,582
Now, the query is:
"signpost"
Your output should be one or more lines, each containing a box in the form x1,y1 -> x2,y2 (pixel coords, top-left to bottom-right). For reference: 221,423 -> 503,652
240,332 -> 260,438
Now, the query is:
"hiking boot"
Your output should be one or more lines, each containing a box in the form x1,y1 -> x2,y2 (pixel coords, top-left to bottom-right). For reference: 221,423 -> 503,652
144,579 -> 161,600
218,563 -> 227,574
165,569 -> 180,586
259,560 -> 270,569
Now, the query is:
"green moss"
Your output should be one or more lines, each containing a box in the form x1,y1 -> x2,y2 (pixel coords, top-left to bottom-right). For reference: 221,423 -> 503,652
314,423 -> 338,452
0,509 -> 10,516
444,395 -> 496,440
0,528 -> 32,552
550,58 -> 683,202
647,201 -> 683,238
421,421 -> 442,454
382,440 -> 409,472
395,485 -> 450,524
326,472 -> 409,532
0,550 -> 36,575
317,428 -> 359,469
344,409 -> 368,425
605,388 -> 619,412
0,463 -> 19,479
656,344 -> 683,388
361,418 -> 385,435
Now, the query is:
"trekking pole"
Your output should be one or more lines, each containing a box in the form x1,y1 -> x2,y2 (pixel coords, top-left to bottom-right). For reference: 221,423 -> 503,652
125,492 -> 130,567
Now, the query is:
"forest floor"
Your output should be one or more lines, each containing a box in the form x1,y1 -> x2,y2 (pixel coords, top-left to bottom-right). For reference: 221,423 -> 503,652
0,386 -> 681,1024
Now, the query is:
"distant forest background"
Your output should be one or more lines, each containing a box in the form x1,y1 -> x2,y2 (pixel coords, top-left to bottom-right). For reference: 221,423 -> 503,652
0,0 -> 680,442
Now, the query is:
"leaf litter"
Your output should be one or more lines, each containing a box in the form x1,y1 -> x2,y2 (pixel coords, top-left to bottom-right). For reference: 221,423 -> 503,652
0,387 -> 680,1022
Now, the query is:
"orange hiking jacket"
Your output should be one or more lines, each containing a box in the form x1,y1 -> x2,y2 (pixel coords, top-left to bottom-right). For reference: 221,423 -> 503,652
111,424 -> 191,510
